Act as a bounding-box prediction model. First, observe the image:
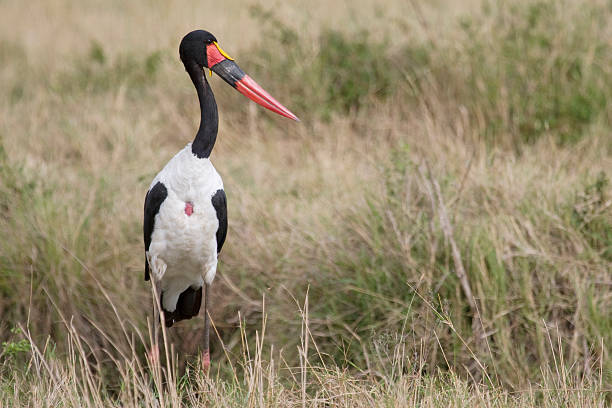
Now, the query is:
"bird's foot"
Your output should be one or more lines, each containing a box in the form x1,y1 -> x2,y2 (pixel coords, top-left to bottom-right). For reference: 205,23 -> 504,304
148,344 -> 160,366
201,350 -> 210,374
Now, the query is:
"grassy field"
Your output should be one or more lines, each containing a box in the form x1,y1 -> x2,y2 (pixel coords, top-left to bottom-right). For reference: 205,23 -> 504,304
1,0 -> 611,406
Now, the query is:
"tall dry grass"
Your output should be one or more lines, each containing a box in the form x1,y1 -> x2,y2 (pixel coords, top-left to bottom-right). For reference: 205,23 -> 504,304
3,296 -> 608,407
0,0 -> 611,405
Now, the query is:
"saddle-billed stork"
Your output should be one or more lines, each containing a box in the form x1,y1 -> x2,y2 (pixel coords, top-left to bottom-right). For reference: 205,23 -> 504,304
143,30 -> 298,370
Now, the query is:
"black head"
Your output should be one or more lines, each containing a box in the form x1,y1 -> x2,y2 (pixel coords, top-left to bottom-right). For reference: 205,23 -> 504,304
179,30 -> 218,68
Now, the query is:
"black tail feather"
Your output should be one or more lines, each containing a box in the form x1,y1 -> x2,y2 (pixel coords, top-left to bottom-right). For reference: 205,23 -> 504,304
160,286 -> 202,327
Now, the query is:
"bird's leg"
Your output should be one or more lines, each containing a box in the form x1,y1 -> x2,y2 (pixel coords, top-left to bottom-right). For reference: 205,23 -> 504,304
149,277 -> 162,366
202,283 -> 210,373
147,256 -> 166,366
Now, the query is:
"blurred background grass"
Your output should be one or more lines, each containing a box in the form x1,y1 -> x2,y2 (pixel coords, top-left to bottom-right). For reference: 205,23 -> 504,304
0,0 -> 611,405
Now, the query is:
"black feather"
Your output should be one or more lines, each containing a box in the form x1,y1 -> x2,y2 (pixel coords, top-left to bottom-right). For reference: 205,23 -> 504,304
161,287 -> 202,327
211,189 -> 227,253
143,182 -> 168,281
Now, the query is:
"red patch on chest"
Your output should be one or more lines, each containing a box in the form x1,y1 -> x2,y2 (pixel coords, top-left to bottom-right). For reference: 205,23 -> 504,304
184,202 -> 194,216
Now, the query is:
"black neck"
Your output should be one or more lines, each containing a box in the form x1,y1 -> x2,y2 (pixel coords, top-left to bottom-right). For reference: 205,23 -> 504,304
186,62 -> 218,159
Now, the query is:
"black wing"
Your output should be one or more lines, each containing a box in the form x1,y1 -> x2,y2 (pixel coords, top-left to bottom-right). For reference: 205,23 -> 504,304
211,189 -> 227,253
143,181 -> 168,281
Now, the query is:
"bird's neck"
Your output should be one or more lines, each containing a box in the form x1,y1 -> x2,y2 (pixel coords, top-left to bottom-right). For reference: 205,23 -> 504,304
187,64 -> 218,159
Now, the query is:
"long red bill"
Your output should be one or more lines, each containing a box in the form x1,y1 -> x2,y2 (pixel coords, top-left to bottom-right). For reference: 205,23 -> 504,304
234,75 -> 299,121
207,42 -> 299,122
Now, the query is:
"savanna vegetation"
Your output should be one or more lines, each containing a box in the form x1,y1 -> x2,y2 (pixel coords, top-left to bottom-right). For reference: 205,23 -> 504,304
0,0 -> 610,406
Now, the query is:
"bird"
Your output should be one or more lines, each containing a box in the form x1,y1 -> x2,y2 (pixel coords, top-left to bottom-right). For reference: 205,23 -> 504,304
143,30 -> 298,371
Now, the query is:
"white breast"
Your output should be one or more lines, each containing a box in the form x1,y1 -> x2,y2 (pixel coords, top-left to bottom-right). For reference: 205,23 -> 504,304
147,144 -> 223,311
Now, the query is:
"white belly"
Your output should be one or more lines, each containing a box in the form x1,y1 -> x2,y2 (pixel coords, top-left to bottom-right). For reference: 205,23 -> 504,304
147,144 -> 223,311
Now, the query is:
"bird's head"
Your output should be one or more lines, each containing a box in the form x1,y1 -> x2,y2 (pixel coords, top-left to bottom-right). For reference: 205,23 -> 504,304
179,30 -> 299,121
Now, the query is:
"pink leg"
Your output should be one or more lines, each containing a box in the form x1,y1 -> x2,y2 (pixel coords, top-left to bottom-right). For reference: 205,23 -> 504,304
202,348 -> 210,373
